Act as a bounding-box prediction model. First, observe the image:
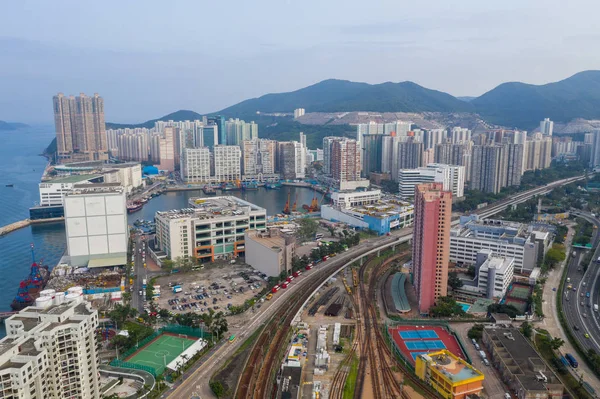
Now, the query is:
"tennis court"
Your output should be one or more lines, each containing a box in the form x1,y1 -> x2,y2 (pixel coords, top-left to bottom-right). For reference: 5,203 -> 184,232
405,340 -> 446,350
399,330 -> 439,339
125,333 -> 197,375
410,351 -> 430,360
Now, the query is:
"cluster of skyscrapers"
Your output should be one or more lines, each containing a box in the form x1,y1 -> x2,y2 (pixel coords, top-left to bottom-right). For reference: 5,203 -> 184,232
356,119 -> 559,194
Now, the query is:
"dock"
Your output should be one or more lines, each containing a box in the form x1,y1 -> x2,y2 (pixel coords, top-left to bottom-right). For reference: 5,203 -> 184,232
0,217 -> 64,237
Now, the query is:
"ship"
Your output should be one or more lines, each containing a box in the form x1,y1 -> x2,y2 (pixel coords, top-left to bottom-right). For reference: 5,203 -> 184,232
202,186 -> 216,195
10,246 -> 50,311
241,181 -> 259,191
265,182 -> 281,190
5,184 -> 14,187
127,201 -> 144,213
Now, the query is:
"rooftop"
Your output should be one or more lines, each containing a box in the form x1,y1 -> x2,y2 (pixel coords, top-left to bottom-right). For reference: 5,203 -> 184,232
420,350 -> 484,384
484,326 -> 562,391
156,196 -> 266,220
326,195 -> 413,220
45,174 -> 102,184
0,339 -> 18,357
246,229 -> 294,252
7,316 -> 39,332
68,183 -> 124,195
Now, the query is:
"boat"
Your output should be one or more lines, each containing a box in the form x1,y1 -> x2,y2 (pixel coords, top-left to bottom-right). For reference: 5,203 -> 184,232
265,182 -> 281,189
242,182 -> 259,191
127,201 -> 143,213
10,246 -> 50,311
5,184 -> 14,187
202,186 -> 216,195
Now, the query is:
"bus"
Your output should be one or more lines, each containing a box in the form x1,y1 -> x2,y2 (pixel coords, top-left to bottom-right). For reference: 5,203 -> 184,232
565,353 -> 578,368
228,334 -> 236,344
315,233 -> 324,240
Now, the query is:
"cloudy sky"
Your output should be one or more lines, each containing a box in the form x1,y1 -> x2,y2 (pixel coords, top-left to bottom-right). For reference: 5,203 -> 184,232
1,0 -> 599,123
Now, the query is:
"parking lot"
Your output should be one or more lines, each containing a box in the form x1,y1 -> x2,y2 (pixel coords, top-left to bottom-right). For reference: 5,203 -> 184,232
152,263 -> 268,315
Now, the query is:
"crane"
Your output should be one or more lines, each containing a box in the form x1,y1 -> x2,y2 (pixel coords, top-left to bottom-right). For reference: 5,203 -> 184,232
283,190 -> 291,214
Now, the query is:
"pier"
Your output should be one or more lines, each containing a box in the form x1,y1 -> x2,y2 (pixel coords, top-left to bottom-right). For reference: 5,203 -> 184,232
0,217 -> 65,237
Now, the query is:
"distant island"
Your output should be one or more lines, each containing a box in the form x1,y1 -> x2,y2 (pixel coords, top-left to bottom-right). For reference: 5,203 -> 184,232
0,120 -> 29,131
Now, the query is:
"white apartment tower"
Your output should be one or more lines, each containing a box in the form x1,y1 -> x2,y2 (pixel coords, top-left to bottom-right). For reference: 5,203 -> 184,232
214,145 -> 242,181
183,147 -> 211,183
2,300 -> 100,399
540,118 -> 554,136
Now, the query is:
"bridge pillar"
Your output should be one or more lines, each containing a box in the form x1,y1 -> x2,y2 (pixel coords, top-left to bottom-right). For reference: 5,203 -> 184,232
377,249 -> 381,257
360,256 -> 365,266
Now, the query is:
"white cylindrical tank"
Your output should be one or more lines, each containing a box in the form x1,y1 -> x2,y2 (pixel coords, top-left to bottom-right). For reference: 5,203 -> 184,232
68,286 -> 83,295
53,293 -> 66,305
35,296 -> 53,308
40,289 -> 56,297
65,293 -> 83,304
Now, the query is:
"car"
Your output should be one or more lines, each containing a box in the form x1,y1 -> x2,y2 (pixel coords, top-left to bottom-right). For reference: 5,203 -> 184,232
586,333 -> 590,338
552,287 -> 557,291
581,301 -> 585,306
587,292 -> 591,298
574,325 -> 580,331
583,282 -> 587,286
581,293 -> 585,297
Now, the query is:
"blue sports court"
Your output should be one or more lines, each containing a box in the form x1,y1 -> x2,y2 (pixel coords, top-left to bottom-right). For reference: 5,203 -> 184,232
399,330 -> 439,339
404,340 -> 446,350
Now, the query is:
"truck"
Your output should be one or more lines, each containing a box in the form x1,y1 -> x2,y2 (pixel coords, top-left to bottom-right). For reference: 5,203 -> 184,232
173,285 -> 182,293
479,350 -> 487,360
142,279 -> 147,289
565,353 -> 578,368
595,304 -> 599,312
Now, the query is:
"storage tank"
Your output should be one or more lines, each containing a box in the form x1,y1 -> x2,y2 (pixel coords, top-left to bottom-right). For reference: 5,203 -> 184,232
40,289 -> 56,297
53,293 -> 66,305
65,293 -> 83,304
68,286 -> 83,295
35,296 -> 53,308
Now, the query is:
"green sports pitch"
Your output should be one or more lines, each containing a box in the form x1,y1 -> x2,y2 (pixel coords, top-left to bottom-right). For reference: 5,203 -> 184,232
125,333 -> 197,375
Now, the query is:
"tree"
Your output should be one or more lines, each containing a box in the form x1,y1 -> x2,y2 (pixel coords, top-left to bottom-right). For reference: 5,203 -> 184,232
162,259 -> 175,272
296,218 -> 318,242
520,321 -> 533,339
108,304 -> 138,329
468,324 -> 485,341
327,226 -> 336,237
430,297 -> 465,318
210,381 -> 225,398
122,291 -> 132,304
544,246 -> 566,269
550,337 -> 565,350
448,272 -> 464,290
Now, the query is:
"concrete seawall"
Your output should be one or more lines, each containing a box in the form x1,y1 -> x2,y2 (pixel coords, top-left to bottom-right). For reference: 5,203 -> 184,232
0,217 -> 64,237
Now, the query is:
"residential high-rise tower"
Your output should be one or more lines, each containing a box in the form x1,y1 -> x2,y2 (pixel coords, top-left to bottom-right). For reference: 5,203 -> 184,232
412,183 -> 452,314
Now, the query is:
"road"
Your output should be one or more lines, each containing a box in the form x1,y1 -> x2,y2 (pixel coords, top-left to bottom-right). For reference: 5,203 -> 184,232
563,211 -> 600,357
164,175 -> 588,399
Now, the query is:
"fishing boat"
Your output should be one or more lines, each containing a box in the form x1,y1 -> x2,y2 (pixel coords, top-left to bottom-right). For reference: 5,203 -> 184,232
127,201 -> 143,213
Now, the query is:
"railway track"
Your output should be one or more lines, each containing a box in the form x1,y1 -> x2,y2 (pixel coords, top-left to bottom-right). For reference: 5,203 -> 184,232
331,252 -> 441,399
235,259 -> 363,399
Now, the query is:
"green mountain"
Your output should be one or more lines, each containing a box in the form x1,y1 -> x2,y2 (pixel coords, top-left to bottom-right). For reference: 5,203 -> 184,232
472,70 -> 600,128
218,79 -> 472,117
106,110 -> 203,129
0,120 -> 28,130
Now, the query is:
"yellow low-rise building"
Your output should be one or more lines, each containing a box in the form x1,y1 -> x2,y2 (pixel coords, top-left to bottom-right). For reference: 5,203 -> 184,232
415,349 -> 484,399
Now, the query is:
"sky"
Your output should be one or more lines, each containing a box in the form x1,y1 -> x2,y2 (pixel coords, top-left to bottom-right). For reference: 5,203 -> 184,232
1,0 -> 600,124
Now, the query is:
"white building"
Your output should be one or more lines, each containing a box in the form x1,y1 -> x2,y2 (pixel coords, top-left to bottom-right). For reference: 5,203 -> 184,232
331,190 -> 381,209
449,216 -> 541,274
456,249 -> 514,300
397,164 -> 464,198
64,184 -> 128,267
101,162 -> 143,194
245,229 -> 295,277
2,299 -> 100,399
225,118 -> 258,146
182,147 -> 211,183
214,145 -> 241,182
294,108 -> 305,119
155,196 -> 267,262
540,118 -> 554,136
38,174 -> 102,206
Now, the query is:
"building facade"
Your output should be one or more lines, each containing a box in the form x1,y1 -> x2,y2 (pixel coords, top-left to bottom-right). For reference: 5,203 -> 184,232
101,162 -> 143,194
330,138 -> 365,190
245,229 -> 295,277
412,183 -> 452,314
214,145 -> 242,181
38,175 -> 102,207
225,118 -> 258,146
159,126 -> 177,172
2,299 -> 100,399
182,148 -> 211,183
398,164 -> 464,198
64,184 -> 128,267
155,196 -> 267,262
53,93 -> 108,163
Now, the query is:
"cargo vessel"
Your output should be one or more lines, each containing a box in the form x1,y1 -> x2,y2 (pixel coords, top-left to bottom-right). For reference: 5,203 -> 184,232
10,246 -> 50,311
